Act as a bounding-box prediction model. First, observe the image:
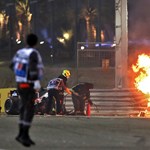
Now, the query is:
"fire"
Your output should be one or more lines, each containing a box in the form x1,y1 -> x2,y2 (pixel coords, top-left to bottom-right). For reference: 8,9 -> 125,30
132,53 -> 150,107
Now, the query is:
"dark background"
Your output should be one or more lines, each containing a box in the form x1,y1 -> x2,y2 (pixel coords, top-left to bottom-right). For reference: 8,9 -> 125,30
1,0 -> 150,88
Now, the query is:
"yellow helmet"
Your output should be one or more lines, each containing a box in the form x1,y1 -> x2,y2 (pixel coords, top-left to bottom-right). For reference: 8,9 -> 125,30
62,69 -> 71,78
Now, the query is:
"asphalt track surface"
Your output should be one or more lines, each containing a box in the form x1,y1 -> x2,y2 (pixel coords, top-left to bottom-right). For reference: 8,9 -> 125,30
0,115 -> 150,150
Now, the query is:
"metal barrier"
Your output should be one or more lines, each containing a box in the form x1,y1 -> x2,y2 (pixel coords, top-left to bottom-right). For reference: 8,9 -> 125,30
77,42 -> 116,88
65,88 -> 147,116
77,48 -> 115,68
77,42 -> 115,68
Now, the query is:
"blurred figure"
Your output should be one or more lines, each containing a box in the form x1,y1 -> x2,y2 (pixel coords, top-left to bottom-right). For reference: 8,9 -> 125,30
46,70 -> 75,115
10,33 -> 44,147
72,82 -> 93,115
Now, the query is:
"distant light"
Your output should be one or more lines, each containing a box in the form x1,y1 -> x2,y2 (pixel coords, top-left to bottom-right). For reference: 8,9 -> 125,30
16,40 -> 21,44
111,43 -> 116,47
84,43 -> 88,48
95,43 -> 99,47
49,45 -> 53,49
50,54 -> 53,57
63,33 -> 70,40
81,46 -> 85,50
57,37 -> 65,44
40,41 -> 44,44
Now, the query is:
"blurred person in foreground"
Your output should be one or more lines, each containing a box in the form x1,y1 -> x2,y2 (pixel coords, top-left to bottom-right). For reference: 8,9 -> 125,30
10,33 -> 44,147
46,69 -> 78,115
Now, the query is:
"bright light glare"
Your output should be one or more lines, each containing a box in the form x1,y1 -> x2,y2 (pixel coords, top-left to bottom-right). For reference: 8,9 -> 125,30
40,41 -> 44,44
111,43 -> 116,47
16,40 -> 21,44
63,33 -> 69,40
95,43 -> 99,47
57,37 -> 65,44
81,46 -> 85,50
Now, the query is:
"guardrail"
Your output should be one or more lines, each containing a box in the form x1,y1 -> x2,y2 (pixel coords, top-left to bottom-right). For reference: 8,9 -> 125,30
65,88 -> 147,116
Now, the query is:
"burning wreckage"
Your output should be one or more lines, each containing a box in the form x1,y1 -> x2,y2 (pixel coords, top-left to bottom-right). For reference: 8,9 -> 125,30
132,53 -> 150,117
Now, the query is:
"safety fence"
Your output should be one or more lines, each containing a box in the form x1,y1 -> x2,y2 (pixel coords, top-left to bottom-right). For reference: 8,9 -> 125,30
76,42 -> 116,88
65,88 -> 147,116
77,44 -> 115,68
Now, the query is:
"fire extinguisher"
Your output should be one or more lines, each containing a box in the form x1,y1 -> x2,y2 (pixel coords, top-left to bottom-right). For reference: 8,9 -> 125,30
86,101 -> 91,117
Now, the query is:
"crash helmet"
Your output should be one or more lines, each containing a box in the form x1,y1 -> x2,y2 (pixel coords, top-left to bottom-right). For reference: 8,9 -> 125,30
62,69 -> 71,78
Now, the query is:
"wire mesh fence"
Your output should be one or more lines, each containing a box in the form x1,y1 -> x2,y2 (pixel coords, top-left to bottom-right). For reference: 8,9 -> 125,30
76,42 -> 116,88
77,42 -> 115,67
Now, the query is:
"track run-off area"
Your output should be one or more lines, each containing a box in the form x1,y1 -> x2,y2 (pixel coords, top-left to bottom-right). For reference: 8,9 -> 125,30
0,114 -> 150,150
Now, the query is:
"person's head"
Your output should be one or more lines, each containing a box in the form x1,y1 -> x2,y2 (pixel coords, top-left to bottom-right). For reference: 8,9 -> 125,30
26,33 -> 38,47
62,69 -> 71,79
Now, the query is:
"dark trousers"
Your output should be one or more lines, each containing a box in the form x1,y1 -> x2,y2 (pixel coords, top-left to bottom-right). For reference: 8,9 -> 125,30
17,83 -> 36,126
72,94 -> 85,113
46,89 -> 62,114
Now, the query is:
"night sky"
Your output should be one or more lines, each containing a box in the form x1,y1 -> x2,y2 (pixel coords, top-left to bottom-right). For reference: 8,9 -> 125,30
128,0 -> 150,40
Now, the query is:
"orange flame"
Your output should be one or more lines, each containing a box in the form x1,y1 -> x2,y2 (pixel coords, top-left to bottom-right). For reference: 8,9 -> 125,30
132,53 -> 150,107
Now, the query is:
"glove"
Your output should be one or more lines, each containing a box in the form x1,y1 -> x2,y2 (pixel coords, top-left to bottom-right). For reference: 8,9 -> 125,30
72,90 -> 80,97
34,80 -> 41,91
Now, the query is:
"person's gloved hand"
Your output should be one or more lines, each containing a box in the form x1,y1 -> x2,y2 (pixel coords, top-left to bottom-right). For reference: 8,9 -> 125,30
72,90 -> 80,97
73,91 -> 80,96
34,80 -> 41,91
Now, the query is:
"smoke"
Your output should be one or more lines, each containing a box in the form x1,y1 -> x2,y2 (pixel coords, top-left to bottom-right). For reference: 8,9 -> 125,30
129,0 -> 150,40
